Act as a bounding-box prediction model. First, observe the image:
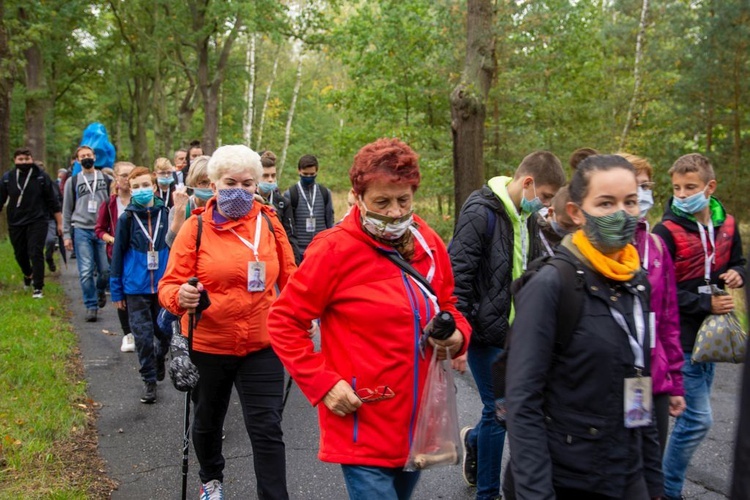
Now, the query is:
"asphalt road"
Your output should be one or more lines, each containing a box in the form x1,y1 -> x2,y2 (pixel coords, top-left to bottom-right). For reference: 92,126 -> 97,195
60,263 -> 740,499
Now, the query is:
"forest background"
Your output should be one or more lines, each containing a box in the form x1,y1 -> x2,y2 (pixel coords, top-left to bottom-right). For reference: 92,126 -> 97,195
0,0 -> 748,240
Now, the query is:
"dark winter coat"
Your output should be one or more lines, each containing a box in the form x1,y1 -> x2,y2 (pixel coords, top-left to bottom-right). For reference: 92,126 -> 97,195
0,165 -> 61,226
265,189 -> 302,265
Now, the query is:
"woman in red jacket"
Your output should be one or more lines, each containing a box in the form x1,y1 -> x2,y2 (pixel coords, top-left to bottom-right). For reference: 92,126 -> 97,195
268,138 -> 471,499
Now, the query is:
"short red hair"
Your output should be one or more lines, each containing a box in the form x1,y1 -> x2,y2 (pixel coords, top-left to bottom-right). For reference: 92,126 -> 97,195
349,138 -> 421,195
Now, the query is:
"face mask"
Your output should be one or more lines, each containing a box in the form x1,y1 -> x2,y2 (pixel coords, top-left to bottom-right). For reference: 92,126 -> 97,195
521,182 -> 544,215
80,158 -> 95,169
360,200 -> 414,241
259,181 -> 277,194
217,188 -> 254,219
672,188 -> 709,215
550,218 -> 572,238
582,209 -> 639,254
15,163 -> 33,172
157,176 -> 174,186
131,187 -> 154,206
299,174 -> 316,187
637,186 -> 654,219
192,188 -> 214,201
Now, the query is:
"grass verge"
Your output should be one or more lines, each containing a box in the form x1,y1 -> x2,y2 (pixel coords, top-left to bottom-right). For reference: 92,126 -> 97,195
0,239 -> 115,498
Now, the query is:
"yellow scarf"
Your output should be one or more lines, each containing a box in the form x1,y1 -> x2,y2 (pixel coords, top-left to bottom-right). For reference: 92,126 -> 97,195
572,230 -> 640,282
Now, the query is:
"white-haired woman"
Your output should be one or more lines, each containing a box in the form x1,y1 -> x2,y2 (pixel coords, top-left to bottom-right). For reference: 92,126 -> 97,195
159,145 -> 296,499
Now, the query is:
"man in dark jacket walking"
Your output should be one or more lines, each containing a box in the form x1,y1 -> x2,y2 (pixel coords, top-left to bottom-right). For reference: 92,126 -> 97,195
449,151 -> 565,500
0,148 -> 62,298
285,154 -> 334,258
258,150 -> 302,264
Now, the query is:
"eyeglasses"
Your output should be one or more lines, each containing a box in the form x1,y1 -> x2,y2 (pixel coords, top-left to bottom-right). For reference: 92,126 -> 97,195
638,182 -> 655,191
356,385 -> 395,403
156,171 -> 174,178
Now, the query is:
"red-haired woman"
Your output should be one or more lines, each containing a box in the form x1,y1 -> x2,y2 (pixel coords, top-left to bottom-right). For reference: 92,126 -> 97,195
268,138 -> 471,498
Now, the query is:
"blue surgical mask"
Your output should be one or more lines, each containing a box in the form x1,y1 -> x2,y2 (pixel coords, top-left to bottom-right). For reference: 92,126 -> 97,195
259,181 -> 277,194
132,187 -> 154,206
672,188 -> 709,215
217,188 -> 254,219
637,186 -> 654,219
157,176 -> 174,186
521,182 -> 544,215
192,188 -> 214,201
299,174 -> 316,187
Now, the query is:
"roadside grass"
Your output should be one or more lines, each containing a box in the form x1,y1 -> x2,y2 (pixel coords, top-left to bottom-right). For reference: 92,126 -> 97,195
0,239 -> 113,498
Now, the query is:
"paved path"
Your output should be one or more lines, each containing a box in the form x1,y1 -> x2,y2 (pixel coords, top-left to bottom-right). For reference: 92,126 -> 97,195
60,263 -> 739,499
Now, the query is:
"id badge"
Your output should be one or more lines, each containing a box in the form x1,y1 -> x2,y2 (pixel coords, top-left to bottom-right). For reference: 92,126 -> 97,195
698,285 -> 712,295
87,199 -> 99,213
147,250 -> 159,270
306,217 -> 316,233
624,376 -> 653,428
247,261 -> 266,292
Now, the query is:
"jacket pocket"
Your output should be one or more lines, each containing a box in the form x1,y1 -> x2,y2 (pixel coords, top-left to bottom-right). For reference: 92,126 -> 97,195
545,407 -> 607,477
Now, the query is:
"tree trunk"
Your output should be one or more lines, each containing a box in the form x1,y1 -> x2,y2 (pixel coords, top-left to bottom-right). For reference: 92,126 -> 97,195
0,0 -> 13,172
450,0 -> 496,218
278,57 -> 303,180
243,33 -> 256,147
23,41 -> 47,163
620,0 -> 649,150
256,48 -> 280,151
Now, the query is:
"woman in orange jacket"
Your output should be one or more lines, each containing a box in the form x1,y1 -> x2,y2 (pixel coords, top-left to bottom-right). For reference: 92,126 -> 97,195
268,138 -> 471,499
158,145 -> 296,500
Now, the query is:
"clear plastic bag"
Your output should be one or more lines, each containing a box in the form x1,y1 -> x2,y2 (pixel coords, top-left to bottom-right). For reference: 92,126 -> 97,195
404,348 -> 461,471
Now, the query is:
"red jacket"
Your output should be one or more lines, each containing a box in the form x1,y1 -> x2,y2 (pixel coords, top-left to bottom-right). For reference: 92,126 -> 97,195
94,194 -> 123,260
159,199 -> 297,356
268,206 -> 470,467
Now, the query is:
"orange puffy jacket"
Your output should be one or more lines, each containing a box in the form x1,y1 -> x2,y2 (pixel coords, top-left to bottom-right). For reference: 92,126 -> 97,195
159,199 -> 296,356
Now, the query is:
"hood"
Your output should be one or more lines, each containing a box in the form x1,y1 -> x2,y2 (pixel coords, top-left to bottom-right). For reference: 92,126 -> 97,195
487,176 -> 523,222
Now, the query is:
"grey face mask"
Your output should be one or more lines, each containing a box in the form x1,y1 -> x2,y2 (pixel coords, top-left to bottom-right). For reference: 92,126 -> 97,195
582,209 -> 639,254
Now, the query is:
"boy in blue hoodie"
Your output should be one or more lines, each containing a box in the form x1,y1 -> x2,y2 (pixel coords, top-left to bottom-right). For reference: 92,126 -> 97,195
110,167 -> 172,404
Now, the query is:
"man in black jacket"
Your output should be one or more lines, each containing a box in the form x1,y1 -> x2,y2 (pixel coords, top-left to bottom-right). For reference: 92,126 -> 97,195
449,151 -> 565,499
258,150 -> 302,264
0,148 -> 62,298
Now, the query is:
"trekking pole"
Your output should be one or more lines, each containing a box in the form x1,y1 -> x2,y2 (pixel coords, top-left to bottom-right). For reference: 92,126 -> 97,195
181,277 -> 199,500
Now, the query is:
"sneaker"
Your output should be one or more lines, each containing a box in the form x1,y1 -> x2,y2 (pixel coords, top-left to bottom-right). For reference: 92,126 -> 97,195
85,309 -> 97,322
120,334 -> 135,353
32,289 -> 44,299
47,259 -> 56,272
200,479 -> 224,500
156,356 -> 166,381
140,382 -> 157,404
23,275 -> 32,290
461,426 -> 477,486
97,290 -> 107,308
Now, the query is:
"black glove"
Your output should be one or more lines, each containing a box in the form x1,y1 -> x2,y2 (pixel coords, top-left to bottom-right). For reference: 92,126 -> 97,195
169,334 -> 199,392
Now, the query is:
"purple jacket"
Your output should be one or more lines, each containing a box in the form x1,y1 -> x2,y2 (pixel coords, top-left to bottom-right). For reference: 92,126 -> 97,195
635,221 -> 684,396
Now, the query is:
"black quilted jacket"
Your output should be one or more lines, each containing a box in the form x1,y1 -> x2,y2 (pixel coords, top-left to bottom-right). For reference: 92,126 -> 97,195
449,185 -> 542,347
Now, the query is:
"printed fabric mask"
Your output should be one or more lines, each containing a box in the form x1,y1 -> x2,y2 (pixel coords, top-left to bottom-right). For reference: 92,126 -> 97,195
259,181 -> 277,194
217,188 -> 254,219
672,188 -> 709,215
360,200 -> 414,241
192,187 -> 214,201
521,182 -> 544,215
299,175 -> 316,187
637,186 -> 654,219
131,187 -> 154,206
582,209 -> 639,254
157,176 -> 175,186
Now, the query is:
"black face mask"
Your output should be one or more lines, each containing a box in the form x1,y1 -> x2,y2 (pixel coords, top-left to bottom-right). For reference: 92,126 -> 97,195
81,158 -> 95,169
15,163 -> 34,172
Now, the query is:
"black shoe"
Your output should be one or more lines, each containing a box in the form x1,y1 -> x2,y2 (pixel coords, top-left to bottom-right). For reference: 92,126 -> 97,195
156,356 -> 166,382
85,309 -> 97,322
140,382 -> 157,404
97,290 -> 107,308
461,426 -> 477,486
47,259 -> 56,272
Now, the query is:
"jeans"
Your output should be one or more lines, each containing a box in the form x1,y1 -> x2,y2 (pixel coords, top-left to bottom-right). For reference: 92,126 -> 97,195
45,219 -> 57,264
73,227 -> 109,310
8,220 -> 48,289
126,294 -> 170,383
662,354 -> 715,497
191,348 -> 288,499
341,465 -> 420,500
467,341 -> 505,500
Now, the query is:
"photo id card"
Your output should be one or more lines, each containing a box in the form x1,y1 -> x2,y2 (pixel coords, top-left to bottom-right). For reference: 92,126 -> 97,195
247,261 -> 266,292
624,376 -> 653,428
698,285 -> 713,295
146,250 -> 159,270
87,199 -> 99,213
306,217 -> 316,233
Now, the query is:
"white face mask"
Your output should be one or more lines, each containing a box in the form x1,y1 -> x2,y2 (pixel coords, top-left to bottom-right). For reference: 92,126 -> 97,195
360,199 -> 414,241
637,186 -> 654,219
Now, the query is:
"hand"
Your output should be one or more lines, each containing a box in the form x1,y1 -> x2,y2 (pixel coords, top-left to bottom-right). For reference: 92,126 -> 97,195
322,380 -> 362,417
719,269 -> 743,289
669,395 -> 686,417
451,353 -> 467,374
428,329 -> 465,361
710,294 -> 734,314
169,355 -> 200,391
173,186 -> 189,210
56,225 -> 63,237
308,320 -> 320,338
114,300 -> 126,310
64,238 -> 73,251
104,234 -> 115,245
178,281 -> 203,310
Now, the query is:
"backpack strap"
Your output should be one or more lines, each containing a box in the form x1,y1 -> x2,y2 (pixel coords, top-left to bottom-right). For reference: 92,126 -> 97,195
548,258 -> 585,354
260,211 -> 276,239
289,184 -> 299,211
195,214 -> 203,254
376,247 -> 436,297
485,206 -> 496,240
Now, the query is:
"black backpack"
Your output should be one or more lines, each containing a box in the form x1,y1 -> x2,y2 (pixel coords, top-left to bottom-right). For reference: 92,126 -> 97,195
71,171 -> 112,202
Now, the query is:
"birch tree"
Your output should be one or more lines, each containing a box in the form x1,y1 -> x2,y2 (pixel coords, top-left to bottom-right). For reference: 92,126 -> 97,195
620,0 -> 649,150
255,48 -> 280,151
278,55 -> 303,178
243,33 -> 256,146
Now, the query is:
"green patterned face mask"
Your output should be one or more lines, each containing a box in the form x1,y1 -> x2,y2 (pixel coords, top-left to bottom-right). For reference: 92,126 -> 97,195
582,209 -> 638,254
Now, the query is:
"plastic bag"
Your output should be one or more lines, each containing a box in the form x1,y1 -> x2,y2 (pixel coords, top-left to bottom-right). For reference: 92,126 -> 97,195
404,348 -> 461,471
691,286 -> 747,364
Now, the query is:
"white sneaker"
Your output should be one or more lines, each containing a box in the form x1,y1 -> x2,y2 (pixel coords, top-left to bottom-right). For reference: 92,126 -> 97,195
200,479 -> 224,500
121,334 -> 135,353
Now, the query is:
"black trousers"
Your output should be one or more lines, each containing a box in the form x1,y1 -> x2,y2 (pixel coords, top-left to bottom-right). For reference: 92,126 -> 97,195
8,219 -> 48,289
653,393 -> 670,457
191,347 -> 288,499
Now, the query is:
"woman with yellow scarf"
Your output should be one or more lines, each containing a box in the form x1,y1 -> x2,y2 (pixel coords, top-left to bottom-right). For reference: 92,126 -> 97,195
505,155 -> 663,499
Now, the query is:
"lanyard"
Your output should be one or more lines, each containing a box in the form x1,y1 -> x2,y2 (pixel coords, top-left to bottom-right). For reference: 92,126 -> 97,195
697,221 -> 715,283
15,169 -> 32,208
609,296 -> 646,369
539,228 -> 554,257
81,170 -> 98,195
408,226 -> 436,283
229,214 -> 263,261
132,210 -> 162,251
297,182 -> 318,217
520,217 -> 529,270
639,221 -> 650,271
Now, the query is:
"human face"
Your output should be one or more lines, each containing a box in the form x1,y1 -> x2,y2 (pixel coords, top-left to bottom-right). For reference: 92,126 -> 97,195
671,171 -> 715,201
357,178 -> 414,218
174,151 -> 187,171
299,165 -> 318,178
14,153 -> 33,165
189,148 -> 203,161
521,177 -> 557,208
636,172 -> 654,191
211,169 -> 257,195
262,167 -> 277,183
116,165 -> 134,191
77,147 -> 95,167
189,176 -> 211,189
155,168 -> 175,182
129,174 -> 154,192
568,168 -> 640,226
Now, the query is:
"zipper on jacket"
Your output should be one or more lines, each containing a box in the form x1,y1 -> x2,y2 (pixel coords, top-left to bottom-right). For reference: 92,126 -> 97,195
401,273 -> 422,446
147,210 -> 155,293
351,376 -> 358,443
